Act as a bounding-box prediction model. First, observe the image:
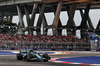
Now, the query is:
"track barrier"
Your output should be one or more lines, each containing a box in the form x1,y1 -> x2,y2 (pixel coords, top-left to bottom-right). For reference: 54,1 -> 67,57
0,48 -> 97,51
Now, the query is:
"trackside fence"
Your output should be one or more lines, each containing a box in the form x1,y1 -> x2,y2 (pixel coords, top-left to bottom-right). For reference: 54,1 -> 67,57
0,41 -> 92,51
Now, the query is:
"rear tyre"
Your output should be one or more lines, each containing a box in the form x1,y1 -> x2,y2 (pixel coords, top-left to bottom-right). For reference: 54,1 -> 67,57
17,53 -> 23,60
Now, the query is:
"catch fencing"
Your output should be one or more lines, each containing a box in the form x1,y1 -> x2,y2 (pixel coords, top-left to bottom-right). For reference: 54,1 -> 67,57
0,41 -> 91,51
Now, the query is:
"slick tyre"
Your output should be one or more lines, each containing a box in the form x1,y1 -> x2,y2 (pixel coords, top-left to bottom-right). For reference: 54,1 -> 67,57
25,55 -> 30,61
43,53 -> 51,61
44,59 -> 48,62
17,53 -> 23,60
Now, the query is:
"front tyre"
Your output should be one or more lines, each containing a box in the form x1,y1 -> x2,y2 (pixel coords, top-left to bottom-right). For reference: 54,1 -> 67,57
44,59 -> 48,62
25,54 -> 30,61
43,53 -> 51,62
43,53 -> 51,59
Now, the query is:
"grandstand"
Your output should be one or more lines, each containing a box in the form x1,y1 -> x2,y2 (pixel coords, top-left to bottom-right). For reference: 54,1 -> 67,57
0,34 -> 91,51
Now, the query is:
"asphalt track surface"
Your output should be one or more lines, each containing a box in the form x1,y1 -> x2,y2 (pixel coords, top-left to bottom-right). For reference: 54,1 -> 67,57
0,51 -> 100,66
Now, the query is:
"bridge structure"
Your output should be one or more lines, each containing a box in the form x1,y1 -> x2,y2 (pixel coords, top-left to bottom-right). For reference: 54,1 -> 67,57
0,0 -> 100,39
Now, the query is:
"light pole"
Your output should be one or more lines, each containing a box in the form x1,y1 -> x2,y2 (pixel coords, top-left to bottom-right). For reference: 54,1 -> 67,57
16,26 -> 23,48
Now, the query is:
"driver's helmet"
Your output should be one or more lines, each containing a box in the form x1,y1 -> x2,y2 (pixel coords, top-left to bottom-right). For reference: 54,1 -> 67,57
29,50 -> 33,54
30,50 -> 33,52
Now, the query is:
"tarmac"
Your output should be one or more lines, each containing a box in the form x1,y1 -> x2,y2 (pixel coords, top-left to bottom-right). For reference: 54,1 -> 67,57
0,50 -> 100,66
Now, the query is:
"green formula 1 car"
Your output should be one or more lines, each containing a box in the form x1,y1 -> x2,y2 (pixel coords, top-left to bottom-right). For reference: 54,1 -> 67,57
16,50 -> 51,62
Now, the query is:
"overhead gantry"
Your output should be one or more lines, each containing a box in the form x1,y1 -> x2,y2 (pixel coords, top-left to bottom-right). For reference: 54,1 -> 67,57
0,0 -> 100,39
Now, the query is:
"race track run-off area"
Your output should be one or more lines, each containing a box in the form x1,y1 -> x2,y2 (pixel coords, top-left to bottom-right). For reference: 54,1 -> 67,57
0,50 -> 100,66
50,56 -> 100,65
